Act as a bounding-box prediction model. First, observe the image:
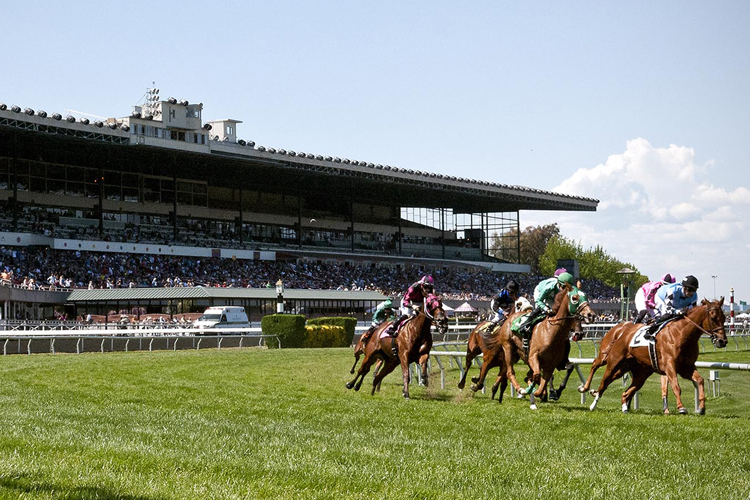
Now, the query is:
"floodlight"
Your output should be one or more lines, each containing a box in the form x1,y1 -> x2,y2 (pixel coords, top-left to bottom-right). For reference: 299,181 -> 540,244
80,117 -> 90,125
52,113 -> 62,120
38,110 -> 47,118
24,108 -> 34,115
65,115 -> 75,123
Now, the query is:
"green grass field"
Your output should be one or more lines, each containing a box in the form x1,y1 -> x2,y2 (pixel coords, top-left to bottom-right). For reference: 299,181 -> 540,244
1,345 -> 749,499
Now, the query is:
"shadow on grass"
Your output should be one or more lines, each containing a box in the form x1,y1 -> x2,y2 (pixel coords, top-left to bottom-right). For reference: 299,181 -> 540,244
0,473 -> 164,500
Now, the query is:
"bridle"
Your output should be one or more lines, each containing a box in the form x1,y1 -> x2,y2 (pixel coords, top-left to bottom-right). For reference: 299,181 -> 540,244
684,305 -> 725,344
423,298 -> 448,334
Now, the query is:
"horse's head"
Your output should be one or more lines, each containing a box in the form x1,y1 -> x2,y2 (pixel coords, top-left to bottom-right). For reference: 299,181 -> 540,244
701,297 -> 727,348
424,293 -> 449,334
568,287 -> 596,324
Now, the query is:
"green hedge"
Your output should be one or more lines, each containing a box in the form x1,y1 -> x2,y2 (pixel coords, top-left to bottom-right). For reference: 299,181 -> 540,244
261,314 -> 306,348
306,317 -> 358,346
303,325 -> 347,348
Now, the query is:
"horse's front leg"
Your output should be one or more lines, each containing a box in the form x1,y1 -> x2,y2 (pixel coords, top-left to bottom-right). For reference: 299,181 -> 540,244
660,375 -> 670,414
401,354 -> 412,399
688,368 -> 706,415
419,353 -> 430,387
503,341 -> 525,394
457,346 -> 477,390
664,365 -> 687,414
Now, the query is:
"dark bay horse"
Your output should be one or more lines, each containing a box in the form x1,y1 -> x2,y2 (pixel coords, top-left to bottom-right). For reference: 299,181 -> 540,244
345,294 -> 449,399
457,298 -> 533,402
588,298 -> 727,414
524,287 -> 596,409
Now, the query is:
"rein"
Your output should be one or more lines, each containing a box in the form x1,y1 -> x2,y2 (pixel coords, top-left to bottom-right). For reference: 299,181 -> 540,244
683,312 -> 723,340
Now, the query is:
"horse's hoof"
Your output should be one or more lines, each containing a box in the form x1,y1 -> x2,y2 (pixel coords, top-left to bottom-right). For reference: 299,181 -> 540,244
577,385 -> 586,394
470,383 -> 483,392
349,369 -> 355,374
678,407 -> 688,415
697,407 -> 706,415
471,376 -> 480,384
548,388 -> 559,401
345,382 -> 354,390
589,390 -> 598,397
622,403 -> 629,413
354,383 -> 362,392
457,381 -> 465,390
664,409 -> 670,415
530,403 -> 538,410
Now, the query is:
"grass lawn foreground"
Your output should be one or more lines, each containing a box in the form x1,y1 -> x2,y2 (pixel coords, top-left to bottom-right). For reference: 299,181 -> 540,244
1,346 -> 749,499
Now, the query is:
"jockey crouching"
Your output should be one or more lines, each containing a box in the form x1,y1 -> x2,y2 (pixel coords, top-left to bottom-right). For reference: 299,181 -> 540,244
360,298 -> 395,345
519,272 -> 575,354
633,273 -> 675,324
386,275 -> 434,356
644,275 -> 698,340
485,280 -> 520,333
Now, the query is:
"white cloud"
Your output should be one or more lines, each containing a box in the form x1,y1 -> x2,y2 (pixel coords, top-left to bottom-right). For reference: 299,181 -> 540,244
526,138 -> 750,303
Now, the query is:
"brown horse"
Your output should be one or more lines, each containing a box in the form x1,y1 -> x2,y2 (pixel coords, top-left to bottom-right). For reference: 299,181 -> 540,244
456,321 -> 512,399
523,287 -> 596,409
345,294 -> 449,399
577,320 -> 672,412
350,325 -> 386,374
457,298 -> 533,397
588,298 -> 727,414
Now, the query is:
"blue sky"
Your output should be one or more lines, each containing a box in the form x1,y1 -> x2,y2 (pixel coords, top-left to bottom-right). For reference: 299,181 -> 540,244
2,1 -> 749,305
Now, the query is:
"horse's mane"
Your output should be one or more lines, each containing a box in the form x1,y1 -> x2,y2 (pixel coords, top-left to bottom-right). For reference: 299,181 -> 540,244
424,293 -> 442,312
550,285 -> 571,315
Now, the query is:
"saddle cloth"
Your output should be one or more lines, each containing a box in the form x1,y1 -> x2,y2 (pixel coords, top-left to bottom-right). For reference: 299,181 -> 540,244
629,326 -> 653,348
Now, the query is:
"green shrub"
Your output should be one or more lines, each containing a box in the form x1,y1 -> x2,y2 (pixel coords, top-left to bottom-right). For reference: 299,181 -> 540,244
306,317 -> 358,346
261,314 -> 306,348
304,325 -> 346,348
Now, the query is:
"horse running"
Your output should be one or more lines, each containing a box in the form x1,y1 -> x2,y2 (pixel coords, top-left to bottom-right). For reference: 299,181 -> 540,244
345,294 -> 449,399
523,287 -> 596,409
587,298 -> 727,414
457,298 -> 533,402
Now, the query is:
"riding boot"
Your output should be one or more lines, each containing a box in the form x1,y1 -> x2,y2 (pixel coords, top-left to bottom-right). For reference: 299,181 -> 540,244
361,325 -> 376,344
485,321 -> 498,333
633,309 -> 647,324
391,337 -> 399,357
387,315 -> 407,337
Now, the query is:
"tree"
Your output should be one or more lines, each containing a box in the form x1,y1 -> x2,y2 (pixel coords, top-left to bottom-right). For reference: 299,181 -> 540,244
539,234 -> 648,288
490,223 -> 560,273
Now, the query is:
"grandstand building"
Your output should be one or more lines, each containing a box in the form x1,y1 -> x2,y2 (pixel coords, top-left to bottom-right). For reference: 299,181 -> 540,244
0,91 -> 598,320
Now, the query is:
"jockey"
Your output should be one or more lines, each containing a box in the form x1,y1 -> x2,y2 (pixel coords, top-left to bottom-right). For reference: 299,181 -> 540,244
360,298 -> 395,344
519,272 -> 575,350
644,275 -> 699,340
633,273 -> 675,324
485,280 -> 520,332
387,275 -> 435,354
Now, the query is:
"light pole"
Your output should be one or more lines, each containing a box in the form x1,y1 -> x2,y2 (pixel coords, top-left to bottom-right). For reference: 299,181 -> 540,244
616,267 -> 637,322
712,275 -> 718,299
275,279 -> 284,314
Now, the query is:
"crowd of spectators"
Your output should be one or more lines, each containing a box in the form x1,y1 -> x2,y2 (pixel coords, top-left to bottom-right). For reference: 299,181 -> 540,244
0,246 -> 621,302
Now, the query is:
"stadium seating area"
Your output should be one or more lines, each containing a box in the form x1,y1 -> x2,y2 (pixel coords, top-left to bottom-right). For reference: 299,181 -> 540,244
0,246 -> 620,302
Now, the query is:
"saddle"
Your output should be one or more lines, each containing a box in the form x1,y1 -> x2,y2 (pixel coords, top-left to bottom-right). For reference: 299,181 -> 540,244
510,311 -> 543,338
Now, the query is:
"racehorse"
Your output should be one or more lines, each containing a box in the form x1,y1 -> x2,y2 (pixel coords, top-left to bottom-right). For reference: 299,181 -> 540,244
578,320 -> 674,411
345,294 -> 449,399
457,298 -> 533,402
350,325 -> 385,374
522,287 -> 596,409
587,298 -> 727,414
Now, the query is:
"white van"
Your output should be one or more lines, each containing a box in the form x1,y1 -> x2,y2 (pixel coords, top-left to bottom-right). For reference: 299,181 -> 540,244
193,306 -> 249,330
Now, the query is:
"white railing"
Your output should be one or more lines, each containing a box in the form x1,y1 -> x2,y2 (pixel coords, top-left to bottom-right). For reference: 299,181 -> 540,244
428,341 -> 750,412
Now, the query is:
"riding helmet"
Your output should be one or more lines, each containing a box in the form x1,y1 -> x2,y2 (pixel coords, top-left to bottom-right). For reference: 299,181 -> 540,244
661,273 -> 675,284
506,280 -> 519,293
682,275 -> 699,289
557,272 -> 574,286
420,275 -> 434,285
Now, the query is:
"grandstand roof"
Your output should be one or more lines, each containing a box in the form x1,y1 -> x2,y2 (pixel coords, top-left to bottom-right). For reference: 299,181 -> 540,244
67,287 -> 386,302
1,104 -> 598,214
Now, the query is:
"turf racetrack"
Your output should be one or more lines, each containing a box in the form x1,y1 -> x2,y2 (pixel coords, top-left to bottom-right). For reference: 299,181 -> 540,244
1,347 -> 749,499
